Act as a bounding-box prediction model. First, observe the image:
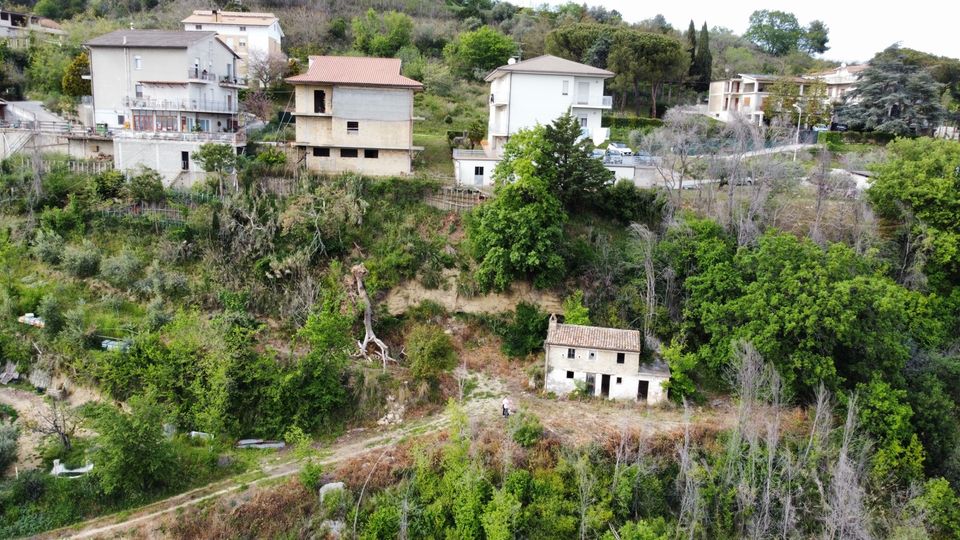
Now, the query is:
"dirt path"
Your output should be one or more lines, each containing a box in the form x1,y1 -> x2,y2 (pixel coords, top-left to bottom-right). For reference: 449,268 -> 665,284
38,373 -> 728,539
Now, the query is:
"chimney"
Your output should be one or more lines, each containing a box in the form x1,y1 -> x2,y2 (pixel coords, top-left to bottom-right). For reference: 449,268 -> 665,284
507,57 -> 518,65
549,313 -> 557,329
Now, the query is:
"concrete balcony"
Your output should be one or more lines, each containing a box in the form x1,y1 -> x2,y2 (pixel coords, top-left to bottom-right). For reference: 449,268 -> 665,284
489,93 -> 508,106
114,129 -> 246,145
187,68 -> 217,83
219,76 -> 247,88
573,95 -> 613,109
124,96 -> 238,114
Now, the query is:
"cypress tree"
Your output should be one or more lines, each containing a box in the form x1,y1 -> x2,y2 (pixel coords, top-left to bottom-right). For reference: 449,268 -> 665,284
686,20 -> 697,78
695,23 -> 713,92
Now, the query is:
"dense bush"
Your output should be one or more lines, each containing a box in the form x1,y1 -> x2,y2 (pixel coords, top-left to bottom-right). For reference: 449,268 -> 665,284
123,169 -> 165,203
602,115 -> 665,130
31,228 -> 64,264
99,250 -> 142,288
498,302 -> 549,358
61,241 -> 101,278
507,411 -> 543,447
0,424 -> 18,474
406,323 -> 457,388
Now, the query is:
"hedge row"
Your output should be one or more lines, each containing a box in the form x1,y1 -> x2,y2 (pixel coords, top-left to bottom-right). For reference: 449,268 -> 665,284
602,115 -> 664,130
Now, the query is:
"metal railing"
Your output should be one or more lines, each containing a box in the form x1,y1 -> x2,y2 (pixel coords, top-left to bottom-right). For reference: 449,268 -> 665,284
452,149 -> 494,159
219,76 -> 247,86
0,120 -> 101,136
113,129 -> 246,144
187,68 -> 217,82
124,96 -> 238,113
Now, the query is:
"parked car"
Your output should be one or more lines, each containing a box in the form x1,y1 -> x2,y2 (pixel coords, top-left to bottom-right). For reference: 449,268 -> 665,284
591,149 -> 606,160
607,142 -> 633,156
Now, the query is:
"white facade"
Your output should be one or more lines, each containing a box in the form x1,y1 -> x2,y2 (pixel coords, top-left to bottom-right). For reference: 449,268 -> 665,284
452,150 -> 498,187
543,318 -> 669,405
183,11 -> 284,82
86,30 -> 244,185
487,71 -> 611,152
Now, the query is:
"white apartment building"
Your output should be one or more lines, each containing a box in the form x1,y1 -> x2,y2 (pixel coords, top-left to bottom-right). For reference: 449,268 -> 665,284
183,10 -> 283,82
707,64 -> 867,125
287,56 -> 423,176
543,315 -> 669,404
454,54 -> 614,187
85,30 -> 245,185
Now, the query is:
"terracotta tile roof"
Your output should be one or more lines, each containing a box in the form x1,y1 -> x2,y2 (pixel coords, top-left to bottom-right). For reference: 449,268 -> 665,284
546,322 -> 642,352
286,56 -> 423,89
182,10 -> 278,26
486,54 -> 614,81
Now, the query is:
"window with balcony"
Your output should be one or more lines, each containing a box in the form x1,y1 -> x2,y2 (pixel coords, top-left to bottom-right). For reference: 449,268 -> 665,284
364,149 -> 379,159
132,112 -> 153,130
313,147 -> 330,157
347,121 -> 359,134
313,90 -> 326,113
155,114 -> 177,131
341,148 -> 358,158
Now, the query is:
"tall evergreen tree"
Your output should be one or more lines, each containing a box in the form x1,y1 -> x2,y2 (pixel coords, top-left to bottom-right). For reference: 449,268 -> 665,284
694,23 -> 713,92
685,20 -> 697,78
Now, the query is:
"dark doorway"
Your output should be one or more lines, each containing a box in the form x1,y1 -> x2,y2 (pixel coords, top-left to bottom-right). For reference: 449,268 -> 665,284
181,151 -> 189,171
600,374 -> 610,398
585,373 -> 596,396
637,380 -> 649,402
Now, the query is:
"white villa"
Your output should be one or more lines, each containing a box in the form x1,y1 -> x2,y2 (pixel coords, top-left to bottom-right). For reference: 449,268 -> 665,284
707,63 -> 867,125
543,315 -> 669,404
182,10 -> 284,83
453,54 -> 615,187
85,30 -> 245,185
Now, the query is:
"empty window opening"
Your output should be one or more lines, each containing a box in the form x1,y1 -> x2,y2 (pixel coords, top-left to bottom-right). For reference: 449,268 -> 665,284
313,90 -> 326,113
566,371 -> 574,379
567,348 -> 575,359
616,352 -> 625,364
347,121 -> 359,134
313,147 -> 329,157
364,149 -> 379,158
341,148 -> 358,158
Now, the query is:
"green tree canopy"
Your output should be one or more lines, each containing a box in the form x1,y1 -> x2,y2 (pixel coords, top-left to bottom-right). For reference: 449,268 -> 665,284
800,20 -> 830,54
607,30 -> 689,117
62,52 -> 91,97
838,45 -> 945,135
444,26 -> 516,80
351,9 -> 414,57
406,323 -> 457,387
744,10 -> 802,56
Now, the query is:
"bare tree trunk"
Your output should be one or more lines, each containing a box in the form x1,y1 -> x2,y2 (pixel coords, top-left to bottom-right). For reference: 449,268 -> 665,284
352,264 -> 395,369
650,83 -> 659,118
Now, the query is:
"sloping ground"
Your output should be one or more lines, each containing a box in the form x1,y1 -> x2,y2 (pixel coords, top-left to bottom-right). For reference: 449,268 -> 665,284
41,372 -> 731,539
385,270 -> 563,316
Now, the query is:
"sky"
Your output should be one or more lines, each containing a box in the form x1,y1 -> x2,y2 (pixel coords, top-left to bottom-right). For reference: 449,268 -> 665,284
527,0 -> 960,63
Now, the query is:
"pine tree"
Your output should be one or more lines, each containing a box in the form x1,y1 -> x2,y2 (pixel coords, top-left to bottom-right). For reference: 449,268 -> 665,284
694,23 -> 713,92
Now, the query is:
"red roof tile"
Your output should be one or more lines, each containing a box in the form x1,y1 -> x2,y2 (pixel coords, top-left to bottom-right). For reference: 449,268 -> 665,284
286,56 -> 423,89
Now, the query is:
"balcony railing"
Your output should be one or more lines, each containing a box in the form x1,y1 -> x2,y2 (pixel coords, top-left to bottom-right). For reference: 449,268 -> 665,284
574,95 -> 614,108
453,149 -> 495,159
219,76 -> 247,87
187,68 -> 217,82
124,96 -> 238,113
114,129 -> 246,144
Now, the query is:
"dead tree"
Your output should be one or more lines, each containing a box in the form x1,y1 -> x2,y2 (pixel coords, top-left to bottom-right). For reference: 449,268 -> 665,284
29,398 -> 78,451
352,264 -> 395,368
629,224 -> 658,341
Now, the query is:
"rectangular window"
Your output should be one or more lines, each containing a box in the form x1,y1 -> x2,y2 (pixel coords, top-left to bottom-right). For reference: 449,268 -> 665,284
474,166 -> 484,176
567,348 -> 575,359
566,371 -> 574,379
744,97 -> 752,107
341,148 -> 358,158
155,114 -> 177,131
117,114 -> 125,125
239,26 -> 246,31
195,24 -> 202,30
347,121 -> 359,134
313,90 -> 326,113
197,118 -> 210,132
132,112 -> 153,131
313,147 -> 330,157
239,40 -> 246,48
616,352 -> 625,364
134,56 -> 142,70
135,83 -> 143,98
616,377 -> 622,384
588,351 -> 596,361
364,149 -> 379,159
562,80 -> 569,95
579,116 -> 587,128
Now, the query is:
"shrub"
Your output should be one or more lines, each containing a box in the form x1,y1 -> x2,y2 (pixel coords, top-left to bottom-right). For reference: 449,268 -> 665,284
124,169 -> 165,203
38,205 -> 83,235
508,410 -> 542,448
602,115 -> 665,130
62,241 -> 101,278
254,147 -> 287,166
144,296 -> 171,330
99,250 -> 142,288
817,130 -> 844,151
31,228 -> 64,264
36,293 -> 65,336
406,323 -> 457,387
299,460 -> 323,491
0,424 -> 18,473
499,302 -> 549,358
94,169 -> 125,199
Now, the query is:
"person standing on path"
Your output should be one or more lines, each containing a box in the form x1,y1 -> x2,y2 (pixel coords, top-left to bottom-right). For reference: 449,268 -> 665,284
502,396 -> 513,418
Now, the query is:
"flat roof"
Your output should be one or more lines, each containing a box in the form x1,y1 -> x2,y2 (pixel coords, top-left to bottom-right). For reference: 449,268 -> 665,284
182,10 -> 278,26
287,56 -> 423,89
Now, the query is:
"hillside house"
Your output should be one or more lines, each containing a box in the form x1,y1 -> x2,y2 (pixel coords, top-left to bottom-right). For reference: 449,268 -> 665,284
0,9 -> 63,49
453,54 -> 620,187
544,315 -> 669,404
286,56 -> 423,176
85,30 -> 245,185
707,63 -> 867,125
182,10 -> 284,83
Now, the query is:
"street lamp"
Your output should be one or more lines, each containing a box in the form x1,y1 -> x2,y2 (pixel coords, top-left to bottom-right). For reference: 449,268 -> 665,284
792,102 -> 802,162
